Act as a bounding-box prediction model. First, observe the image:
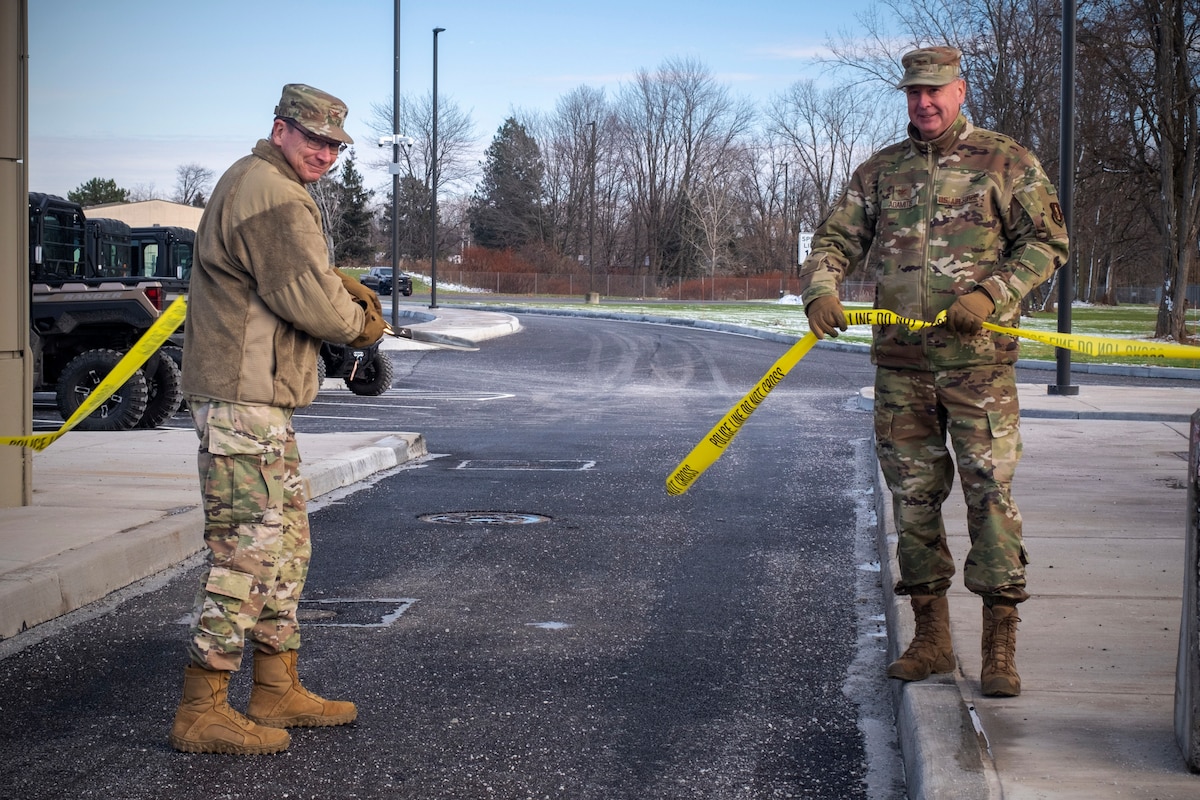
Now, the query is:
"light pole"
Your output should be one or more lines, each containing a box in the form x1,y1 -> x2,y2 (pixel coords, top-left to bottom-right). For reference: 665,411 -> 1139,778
588,120 -> 596,296
1051,0 -> 1078,395
378,3 -> 415,327
781,162 -> 789,275
389,2 -> 401,328
429,26 -> 445,309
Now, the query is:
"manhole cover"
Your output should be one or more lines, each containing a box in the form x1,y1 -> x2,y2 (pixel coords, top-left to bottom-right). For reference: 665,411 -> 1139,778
419,511 -> 551,525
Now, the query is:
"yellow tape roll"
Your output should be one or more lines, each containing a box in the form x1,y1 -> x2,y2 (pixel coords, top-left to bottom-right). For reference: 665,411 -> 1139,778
1,296 -> 188,451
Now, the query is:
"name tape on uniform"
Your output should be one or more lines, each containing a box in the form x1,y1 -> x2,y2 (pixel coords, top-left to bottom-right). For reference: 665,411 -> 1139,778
1,296 -> 188,452
665,308 -> 1200,495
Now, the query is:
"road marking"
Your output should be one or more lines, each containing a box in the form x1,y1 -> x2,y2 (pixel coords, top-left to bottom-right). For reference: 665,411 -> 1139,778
297,598 -> 418,628
454,459 -> 596,471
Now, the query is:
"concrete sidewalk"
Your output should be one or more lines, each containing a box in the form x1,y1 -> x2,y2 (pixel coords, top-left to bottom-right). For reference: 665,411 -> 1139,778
868,384 -> 1200,799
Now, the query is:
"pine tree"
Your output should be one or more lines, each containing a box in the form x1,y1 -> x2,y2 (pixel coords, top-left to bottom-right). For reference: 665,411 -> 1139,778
469,118 -> 548,250
68,178 -> 128,206
334,155 -> 374,265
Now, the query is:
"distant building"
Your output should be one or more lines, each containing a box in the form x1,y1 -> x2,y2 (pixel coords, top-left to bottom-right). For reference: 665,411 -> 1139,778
84,199 -> 203,230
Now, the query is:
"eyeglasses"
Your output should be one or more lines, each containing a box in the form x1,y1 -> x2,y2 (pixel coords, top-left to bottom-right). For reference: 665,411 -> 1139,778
284,119 -> 347,156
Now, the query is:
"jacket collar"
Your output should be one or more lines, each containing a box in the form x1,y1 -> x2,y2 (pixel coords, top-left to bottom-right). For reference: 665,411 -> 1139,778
252,138 -> 302,184
908,113 -> 971,155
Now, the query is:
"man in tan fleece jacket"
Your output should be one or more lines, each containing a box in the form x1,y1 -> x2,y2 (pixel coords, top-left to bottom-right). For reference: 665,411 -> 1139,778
170,84 -> 386,755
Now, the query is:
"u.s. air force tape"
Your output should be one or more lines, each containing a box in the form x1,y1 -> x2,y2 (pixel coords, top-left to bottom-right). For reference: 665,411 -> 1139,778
0,296 -> 188,452
665,308 -> 1200,495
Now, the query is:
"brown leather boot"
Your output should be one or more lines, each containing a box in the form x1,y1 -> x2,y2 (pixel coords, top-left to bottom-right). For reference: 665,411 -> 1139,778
169,665 -> 290,754
981,603 -> 1021,697
887,594 -> 956,681
246,649 -> 357,728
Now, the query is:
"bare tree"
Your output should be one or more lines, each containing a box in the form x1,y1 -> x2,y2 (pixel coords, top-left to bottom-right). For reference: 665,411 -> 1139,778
1080,0 -> 1200,340
614,56 -> 756,282
684,161 -> 747,291
766,79 -> 897,225
126,183 -> 163,202
368,92 -> 477,260
368,91 -> 477,194
173,163 -> 214,207
533,86 -> 609,263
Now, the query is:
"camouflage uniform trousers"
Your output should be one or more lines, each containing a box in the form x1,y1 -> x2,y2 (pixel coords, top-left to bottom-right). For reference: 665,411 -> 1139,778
185,399 -> 311,671
873,364 -> 1029,604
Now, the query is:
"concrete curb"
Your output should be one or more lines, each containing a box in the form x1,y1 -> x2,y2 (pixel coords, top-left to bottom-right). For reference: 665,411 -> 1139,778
0,433 -> 426,641
302,432 -> 427,498
875,463 -> 994,800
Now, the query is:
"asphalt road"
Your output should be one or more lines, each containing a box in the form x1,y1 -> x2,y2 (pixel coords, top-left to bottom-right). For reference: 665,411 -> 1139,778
7,315 -> 900,799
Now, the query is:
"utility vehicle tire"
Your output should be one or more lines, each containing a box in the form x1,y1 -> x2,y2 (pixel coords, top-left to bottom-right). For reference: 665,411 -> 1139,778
161,345 -> 187,411
56,348 -> 149,431
136,351 -> 184,428
346,352 -> 394,396
316,354 -> 328,386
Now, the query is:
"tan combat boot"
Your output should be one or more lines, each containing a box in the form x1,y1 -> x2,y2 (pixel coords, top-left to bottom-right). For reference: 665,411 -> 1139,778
169,665 -> 291,754
981,603 -> 1021,697
246,649 -> 358,728
887,594 -> 956,681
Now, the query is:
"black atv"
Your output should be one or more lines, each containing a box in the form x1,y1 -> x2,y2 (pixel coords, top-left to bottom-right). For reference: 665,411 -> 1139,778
317,340 -> 394,396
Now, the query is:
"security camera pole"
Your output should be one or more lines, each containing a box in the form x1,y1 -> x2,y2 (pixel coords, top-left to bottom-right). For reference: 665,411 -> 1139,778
378,1 -> 415,329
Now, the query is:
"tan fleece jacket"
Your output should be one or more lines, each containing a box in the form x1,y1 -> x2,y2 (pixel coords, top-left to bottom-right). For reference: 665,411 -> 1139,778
182,139 -> 365,408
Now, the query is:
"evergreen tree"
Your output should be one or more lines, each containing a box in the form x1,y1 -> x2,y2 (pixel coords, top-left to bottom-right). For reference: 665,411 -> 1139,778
334,155 -> 374,265
469,118 -> 548,250
68,178 -> 128,206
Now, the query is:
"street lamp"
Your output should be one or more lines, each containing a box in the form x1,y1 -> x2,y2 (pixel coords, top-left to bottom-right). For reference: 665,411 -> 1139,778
430,26 -> 445,309
588,120 -> 596,296
780,162 -> 789,275
388,1 -> 402,327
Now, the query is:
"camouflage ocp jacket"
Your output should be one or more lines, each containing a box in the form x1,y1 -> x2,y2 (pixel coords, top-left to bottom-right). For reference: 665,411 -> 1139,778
799,113 -> 1069,370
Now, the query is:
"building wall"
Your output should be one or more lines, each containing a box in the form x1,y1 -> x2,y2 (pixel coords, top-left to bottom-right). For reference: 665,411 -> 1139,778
84,199 -> 202,230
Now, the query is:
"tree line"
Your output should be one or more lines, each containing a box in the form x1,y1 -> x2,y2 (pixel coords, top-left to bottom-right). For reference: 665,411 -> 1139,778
68,0 -> 1200,341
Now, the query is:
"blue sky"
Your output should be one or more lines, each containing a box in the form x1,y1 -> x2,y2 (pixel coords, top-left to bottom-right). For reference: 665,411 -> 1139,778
28,0 -> 878,199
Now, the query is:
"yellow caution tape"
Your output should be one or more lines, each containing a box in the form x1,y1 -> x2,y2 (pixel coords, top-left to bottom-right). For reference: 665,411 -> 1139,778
1,296 -> 188,451
665,331 -> 818,496
666,307 -> 1200,495
981,320 -> 1200,359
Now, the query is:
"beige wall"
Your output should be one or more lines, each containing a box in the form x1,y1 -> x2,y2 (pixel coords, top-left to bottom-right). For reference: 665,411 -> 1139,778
84,200 -> 203,230
1,1 -> 31,506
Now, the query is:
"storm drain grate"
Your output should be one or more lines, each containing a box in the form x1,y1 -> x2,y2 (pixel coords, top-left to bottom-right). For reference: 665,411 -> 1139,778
419,511 -> 551,525
296,598 -> 417,628
455,459 -> 595,471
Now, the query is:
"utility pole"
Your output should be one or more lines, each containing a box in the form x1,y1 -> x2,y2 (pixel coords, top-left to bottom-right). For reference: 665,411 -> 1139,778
430,26 -> 445,309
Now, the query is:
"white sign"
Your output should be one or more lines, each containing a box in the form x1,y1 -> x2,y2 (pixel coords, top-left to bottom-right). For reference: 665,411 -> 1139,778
798,232 -> 814,264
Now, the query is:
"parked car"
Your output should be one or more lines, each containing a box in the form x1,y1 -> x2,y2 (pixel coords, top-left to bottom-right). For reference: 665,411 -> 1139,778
360,267 -> 413,297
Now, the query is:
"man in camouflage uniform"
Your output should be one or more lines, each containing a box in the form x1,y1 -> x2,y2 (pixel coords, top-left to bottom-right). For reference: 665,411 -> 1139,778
169,84 -> 387,754
799,47 -> 1069,697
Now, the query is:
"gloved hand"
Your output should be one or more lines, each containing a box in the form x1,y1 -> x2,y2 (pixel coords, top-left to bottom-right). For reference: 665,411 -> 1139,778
348,306 -> 388,347
805,295 -> 847,339
945,289 -> 995,335
336,268 -> 382,315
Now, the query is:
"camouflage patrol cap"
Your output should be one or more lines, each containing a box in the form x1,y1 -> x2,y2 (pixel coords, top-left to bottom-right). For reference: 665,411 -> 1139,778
896,46 -> 962,89
274,83 -> 354,145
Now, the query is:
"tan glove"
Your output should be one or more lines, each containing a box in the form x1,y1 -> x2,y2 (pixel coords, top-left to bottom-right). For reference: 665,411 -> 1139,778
335,268 -> 382,315
805,295 -> 847,339
945,289 -> 995,335
348,306 -> 387,347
